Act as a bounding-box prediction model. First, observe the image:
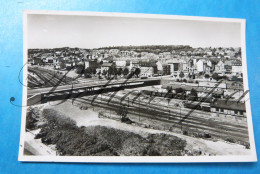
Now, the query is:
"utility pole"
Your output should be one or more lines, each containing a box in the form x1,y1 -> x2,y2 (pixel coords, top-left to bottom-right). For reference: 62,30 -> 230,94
168,100 -> 170,120
175,103 -> 182,131
139,95 -> 140,122
180,106 -> 182,131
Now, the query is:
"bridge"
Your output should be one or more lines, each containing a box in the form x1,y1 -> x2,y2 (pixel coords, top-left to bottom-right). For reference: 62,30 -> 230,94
27,78 -> 161,106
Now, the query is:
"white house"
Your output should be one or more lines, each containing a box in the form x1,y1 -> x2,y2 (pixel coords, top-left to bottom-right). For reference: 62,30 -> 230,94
115,60 -> 126,67
156,61 -> 163,72
196,59 -> 204,72
215,60 -> 225,74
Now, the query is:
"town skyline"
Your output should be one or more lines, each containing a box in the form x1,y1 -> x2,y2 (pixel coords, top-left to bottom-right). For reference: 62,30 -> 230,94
27,14 -> 242,49
28,44 -> 242,50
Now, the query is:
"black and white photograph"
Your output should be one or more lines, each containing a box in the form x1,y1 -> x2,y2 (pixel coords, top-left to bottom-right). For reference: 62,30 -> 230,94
19,10 -> 257,162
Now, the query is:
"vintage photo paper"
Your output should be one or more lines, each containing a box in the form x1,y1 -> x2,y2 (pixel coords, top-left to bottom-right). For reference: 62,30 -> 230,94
19,10 -> 257,162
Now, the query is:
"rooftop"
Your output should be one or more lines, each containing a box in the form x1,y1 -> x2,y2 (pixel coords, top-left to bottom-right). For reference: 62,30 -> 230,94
210,99 -> 246,112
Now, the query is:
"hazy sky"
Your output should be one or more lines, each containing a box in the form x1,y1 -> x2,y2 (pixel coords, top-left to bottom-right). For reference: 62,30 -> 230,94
27,14 -> 242,49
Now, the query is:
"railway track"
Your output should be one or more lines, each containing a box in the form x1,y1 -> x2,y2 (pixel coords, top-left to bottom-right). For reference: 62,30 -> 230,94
28,68 -> 74,88
90,92 -> 248,129
71,95 -> 249,144
74,96 -> 248,135
27,67 -> 250,144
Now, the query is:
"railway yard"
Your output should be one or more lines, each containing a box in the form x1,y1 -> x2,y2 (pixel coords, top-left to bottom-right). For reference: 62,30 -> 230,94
28,67 -> 76,88
26,66 -> 250,150
70,90 -> 249,146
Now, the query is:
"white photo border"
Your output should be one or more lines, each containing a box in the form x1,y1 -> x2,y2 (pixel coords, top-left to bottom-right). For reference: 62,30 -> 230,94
19,10 -> 257,163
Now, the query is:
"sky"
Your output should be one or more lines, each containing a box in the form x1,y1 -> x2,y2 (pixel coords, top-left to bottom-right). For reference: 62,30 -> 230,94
27,14 -> 242,49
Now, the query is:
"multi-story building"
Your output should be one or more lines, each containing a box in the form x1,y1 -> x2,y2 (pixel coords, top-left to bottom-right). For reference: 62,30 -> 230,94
84,59 -> 99,69
231,60 -> 242,75
140,61 -> 157,77
162,64 -> 171,75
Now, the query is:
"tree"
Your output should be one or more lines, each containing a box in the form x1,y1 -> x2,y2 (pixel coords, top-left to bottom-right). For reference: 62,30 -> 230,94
134,68 -> 141,77
190,88 -> 198,97
108,66 -> 113,77
117,68 -> 123,76
175,87 -> 184,93
166,86 -> 172,93
123,68 -> 129,76
188,88 -> 198,101
97,71 -> 101,79
108,64 -> 117,77
212,73 -> 219,81
60,62 -> 66,69
179,71 -> 184,80
92,68 -> 97,75
26,110 -> 37,130
204,74 -> 210,79
84,67 -> 92,78
222,75 -> 227,80
75,64 -> 85,74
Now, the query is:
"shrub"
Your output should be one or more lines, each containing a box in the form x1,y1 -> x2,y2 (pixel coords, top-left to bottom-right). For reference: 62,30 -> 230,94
36,109 -> 187,156
175,87 -> 184,93
26,110 -> 37,130
225,137 -> 236,143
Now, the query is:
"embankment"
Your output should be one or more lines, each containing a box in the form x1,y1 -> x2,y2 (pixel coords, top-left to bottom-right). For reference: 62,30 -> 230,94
35,108 -> 187,156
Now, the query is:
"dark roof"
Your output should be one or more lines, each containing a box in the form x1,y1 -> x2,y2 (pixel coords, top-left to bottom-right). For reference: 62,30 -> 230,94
162,84 -> 224,95
210,99 -> 246,111
162,63 -> 170,66
140,61 -> 157,67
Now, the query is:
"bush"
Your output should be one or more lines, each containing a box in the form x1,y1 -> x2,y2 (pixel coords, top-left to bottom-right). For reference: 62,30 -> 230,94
36,109 -> 187,156
26,110 -> 37,130
76,65 -> 85,74
204,74 -> 210,79
225,137 -> 236,143
244,143 -> 250,149
212,73 -> 220,81
175,88 -> 184,93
